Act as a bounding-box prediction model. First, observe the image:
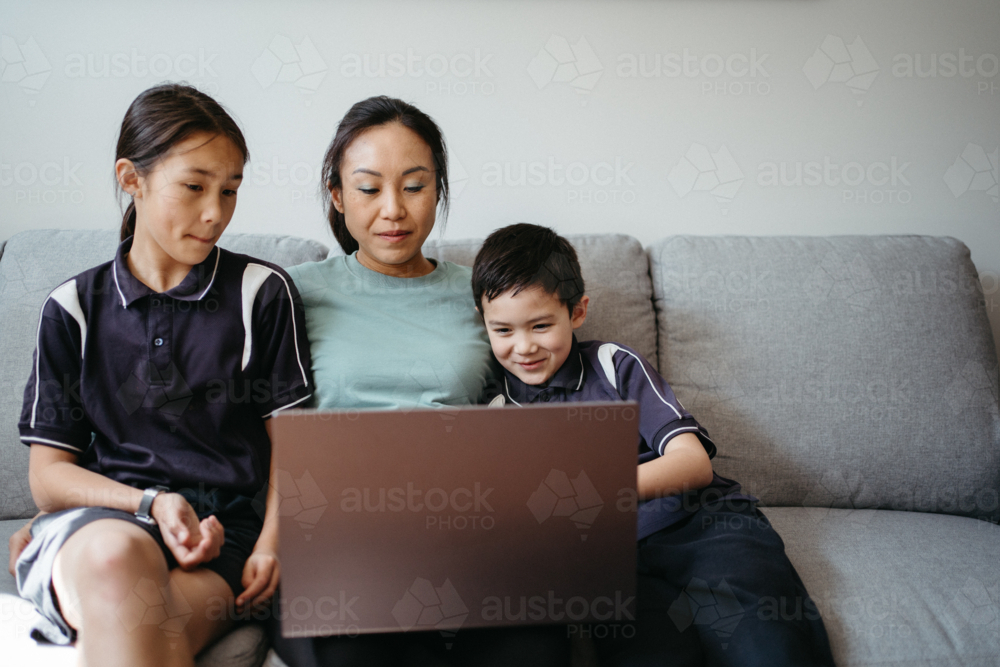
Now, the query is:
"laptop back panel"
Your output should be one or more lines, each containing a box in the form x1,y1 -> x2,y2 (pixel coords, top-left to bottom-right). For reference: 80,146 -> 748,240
273,402 -> 638,638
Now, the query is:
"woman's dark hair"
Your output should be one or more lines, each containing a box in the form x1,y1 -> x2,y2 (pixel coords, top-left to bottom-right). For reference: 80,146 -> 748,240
471,223 -> 586,316
116,83 -> 249,241
321,96 -> 449,254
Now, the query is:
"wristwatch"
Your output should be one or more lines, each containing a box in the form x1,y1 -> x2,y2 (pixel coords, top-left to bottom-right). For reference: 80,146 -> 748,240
135,486 -> 170,525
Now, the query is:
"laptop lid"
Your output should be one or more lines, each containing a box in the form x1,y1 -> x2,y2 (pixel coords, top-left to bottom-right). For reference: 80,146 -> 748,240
272,402 -> 638,638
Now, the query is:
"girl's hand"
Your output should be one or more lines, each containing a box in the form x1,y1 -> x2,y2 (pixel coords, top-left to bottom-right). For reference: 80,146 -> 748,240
236,549 -> 280,613
151,493 -> 225,569
8,521 -> 33,576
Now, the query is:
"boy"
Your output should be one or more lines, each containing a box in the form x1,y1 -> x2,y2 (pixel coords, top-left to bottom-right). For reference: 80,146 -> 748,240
472,224 -> 834,667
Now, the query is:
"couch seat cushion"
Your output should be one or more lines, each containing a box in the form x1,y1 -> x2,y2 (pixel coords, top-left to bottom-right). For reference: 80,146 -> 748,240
765,507 -> 1000,666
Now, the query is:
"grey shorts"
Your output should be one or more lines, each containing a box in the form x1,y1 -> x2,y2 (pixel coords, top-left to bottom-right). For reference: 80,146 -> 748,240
15,504 -> 262,645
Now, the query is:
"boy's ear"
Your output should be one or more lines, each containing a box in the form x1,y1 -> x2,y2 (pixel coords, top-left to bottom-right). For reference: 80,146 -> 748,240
329,184 -> 345,214
571,295 -> 590,330
115,158 -> 141,197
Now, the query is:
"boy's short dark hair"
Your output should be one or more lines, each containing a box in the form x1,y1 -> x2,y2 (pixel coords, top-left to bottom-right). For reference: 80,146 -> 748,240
472,223 -> 585,315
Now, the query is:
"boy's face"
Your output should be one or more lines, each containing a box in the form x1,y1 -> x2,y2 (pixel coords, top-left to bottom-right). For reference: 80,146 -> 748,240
481,286 -> 589,386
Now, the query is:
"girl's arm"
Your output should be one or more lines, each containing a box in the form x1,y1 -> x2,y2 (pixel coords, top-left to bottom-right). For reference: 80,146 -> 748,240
636,432 -> 714,500
236,421 -> 281,612
29,445 -> 225,569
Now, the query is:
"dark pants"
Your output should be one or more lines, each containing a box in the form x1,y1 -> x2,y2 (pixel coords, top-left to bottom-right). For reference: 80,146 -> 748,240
594,502 -> 835,667
268,599 -> 571,667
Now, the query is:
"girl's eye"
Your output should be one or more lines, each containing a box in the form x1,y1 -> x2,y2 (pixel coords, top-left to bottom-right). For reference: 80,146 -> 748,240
223,189 -> 238,197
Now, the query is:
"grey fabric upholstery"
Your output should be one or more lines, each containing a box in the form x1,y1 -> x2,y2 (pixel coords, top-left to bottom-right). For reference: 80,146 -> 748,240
649,236 -> 1000,521
765,507 -> 1000,666
0,230 -> 329,523
424,234 -> 658,364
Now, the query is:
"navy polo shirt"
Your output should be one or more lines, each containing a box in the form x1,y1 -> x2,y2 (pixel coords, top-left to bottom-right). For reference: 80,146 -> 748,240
19,237 -> 312,499
486,336 -> 755,539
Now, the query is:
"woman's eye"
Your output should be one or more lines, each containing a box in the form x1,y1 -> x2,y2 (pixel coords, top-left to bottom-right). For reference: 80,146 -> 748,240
358,187 -> 378,195
405,184 -> 426,193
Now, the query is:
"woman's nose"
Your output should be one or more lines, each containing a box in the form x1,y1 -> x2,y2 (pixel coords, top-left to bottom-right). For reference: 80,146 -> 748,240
381,188 -> 405,220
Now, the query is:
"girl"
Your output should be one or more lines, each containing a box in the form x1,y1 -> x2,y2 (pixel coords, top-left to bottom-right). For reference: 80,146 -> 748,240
14,83 -> 312,667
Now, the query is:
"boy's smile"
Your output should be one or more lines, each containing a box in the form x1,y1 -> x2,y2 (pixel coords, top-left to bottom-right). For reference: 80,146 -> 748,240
481,286 -> 589,386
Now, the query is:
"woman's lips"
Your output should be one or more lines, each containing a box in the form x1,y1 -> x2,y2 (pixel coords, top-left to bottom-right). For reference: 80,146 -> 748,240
378,231 -> 411,243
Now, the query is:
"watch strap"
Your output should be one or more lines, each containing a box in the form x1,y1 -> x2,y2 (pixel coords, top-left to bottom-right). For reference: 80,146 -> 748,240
135,486 -> 170,525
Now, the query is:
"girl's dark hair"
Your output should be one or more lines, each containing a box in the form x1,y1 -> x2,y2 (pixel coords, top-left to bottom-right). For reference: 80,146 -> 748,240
471,223 -> 586,316
321,96 -> 449,254
116,83 -> 249,241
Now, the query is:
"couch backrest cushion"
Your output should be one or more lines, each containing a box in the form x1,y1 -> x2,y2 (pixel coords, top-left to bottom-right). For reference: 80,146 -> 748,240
423,234 -> 657,363
0,230 -> 328,520
650,235 -> 1000,521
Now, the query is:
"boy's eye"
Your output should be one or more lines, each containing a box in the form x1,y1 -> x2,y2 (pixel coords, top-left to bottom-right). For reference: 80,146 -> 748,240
186,184 -> 203,192
533,323 -> 551,331
493,327 -> 511,335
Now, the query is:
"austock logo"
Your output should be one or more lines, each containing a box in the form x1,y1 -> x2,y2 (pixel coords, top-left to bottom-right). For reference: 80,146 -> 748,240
527,469 -> 603,541
528,35 -> 603,94
116,577 -> 193,646
944,144 -> 999,203
253,469 -> 328,540
668,144 -> 744,214
668,578 -> 745,649
252,35 -> 327,97
803,35 -> 879,106
393,577 -> 469,648
0,35 -> 51,102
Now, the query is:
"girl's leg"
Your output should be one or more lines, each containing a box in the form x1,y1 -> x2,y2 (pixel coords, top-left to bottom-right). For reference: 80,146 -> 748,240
52,518 -> 233,667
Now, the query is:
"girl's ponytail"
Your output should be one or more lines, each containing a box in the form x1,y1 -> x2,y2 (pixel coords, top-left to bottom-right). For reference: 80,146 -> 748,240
115,84 -> 248,242
120,201 -> 137,242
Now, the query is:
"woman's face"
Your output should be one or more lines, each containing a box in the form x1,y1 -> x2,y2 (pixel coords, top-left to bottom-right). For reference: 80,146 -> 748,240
332,122 -> 438,277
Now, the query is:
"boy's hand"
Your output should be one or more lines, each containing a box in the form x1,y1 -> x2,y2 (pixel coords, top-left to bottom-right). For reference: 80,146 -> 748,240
237,549 -> 280,613
151,493 -> 225,569
8,521 -> 33,576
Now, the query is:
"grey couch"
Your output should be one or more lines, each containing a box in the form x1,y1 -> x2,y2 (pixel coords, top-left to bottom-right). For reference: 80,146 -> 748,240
1,230 -> 998,666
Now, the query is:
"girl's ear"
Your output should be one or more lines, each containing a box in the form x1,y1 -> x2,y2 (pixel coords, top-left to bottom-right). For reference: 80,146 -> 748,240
116,158 -> 141,197
329,184 -> 345,214
571,295 -> 590,330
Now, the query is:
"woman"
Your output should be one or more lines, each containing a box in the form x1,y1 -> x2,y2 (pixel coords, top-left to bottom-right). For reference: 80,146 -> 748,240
273,96 -> 570,667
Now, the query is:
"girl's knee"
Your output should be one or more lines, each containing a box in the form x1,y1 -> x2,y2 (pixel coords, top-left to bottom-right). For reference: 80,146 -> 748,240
69,526 -> 166,589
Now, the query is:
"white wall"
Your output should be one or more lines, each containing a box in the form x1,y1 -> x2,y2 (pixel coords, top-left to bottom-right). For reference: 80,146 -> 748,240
2,0 -> 999,354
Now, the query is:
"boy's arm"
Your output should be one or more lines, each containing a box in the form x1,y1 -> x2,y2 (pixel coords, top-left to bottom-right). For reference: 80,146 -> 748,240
603,343 -> 715,499
636,432 -> 713,500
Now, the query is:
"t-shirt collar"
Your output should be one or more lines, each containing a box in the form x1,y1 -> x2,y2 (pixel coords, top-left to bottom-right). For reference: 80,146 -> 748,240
500,334 -> 585,404
112,235 -> 221,308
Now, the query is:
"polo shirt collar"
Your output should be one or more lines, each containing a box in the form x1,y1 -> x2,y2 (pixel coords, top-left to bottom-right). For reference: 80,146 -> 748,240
501,335 -> 585,404
112,236 -> 221,308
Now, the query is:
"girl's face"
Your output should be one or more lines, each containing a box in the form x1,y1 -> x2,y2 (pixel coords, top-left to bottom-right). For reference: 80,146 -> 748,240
120,132 -> 243,280
332,122 -> 438,276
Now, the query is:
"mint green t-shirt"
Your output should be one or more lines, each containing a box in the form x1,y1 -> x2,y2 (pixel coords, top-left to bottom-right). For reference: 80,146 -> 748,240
286,253 -> 495,410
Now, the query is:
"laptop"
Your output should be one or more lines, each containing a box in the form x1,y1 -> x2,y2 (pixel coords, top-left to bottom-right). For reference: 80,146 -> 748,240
271,402 -> 638,638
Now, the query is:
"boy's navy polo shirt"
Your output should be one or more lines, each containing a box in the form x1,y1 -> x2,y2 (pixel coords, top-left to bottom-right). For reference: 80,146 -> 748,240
486,336 -> 755,540
18,237 -> 313,500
